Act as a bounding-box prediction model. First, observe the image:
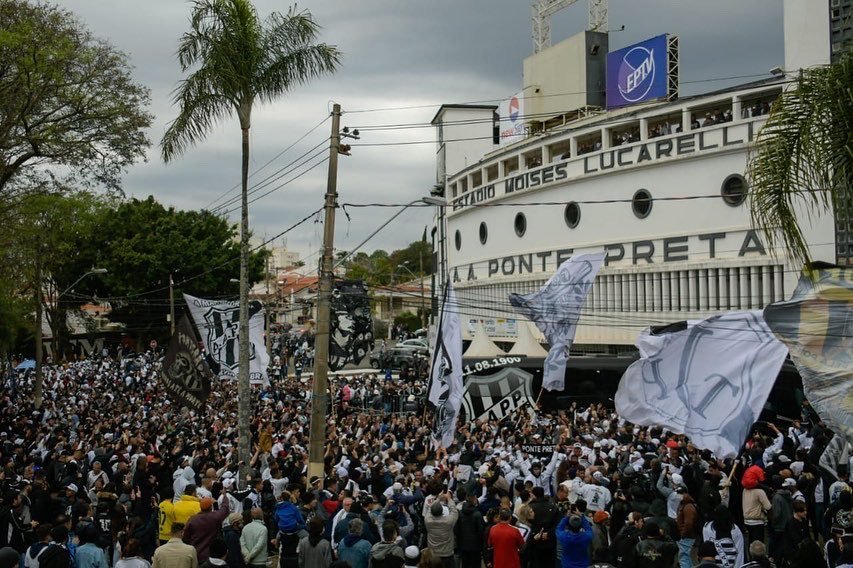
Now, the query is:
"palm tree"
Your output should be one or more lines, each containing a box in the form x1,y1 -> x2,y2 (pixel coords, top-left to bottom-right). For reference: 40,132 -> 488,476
746,52 -> 852,267
161,0 -> 340,473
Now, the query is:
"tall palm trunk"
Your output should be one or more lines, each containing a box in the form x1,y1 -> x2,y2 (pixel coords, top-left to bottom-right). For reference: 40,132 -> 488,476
238,124 -> 251,483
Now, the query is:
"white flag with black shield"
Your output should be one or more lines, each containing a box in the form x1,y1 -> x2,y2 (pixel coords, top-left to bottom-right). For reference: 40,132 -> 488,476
184,294 -> 269,385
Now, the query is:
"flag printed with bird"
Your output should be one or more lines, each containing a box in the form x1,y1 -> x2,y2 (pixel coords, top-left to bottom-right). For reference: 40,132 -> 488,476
614,311 -> 789,458
763,264 -> 853,446
509,251 -> 605,391
429,281 -> 463,449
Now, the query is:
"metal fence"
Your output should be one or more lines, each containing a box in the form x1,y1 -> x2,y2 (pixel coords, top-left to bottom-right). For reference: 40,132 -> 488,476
337,393 -> 424,415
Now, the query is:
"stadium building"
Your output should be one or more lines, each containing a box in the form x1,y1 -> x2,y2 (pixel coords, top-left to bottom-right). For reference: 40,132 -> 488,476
428,0 -> 840,402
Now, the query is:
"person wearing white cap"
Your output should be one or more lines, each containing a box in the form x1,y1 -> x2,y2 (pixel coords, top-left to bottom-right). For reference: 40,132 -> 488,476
402,545 -> 420,568
657,470 -> 685,520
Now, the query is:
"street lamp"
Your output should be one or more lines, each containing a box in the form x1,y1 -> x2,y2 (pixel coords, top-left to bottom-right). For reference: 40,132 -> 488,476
35,267 -> 107,408
58,268 -> 108,299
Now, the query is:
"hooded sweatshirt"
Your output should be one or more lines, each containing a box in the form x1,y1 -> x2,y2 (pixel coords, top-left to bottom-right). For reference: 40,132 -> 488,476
338,534 -> 371,568
172,467 -> 195,499
368,541 -> 405,568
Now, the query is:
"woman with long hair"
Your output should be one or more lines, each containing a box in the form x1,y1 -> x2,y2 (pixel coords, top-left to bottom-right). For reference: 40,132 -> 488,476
114,538 -> 150,568
296,517 -> 332,568
701,505 -> 745,568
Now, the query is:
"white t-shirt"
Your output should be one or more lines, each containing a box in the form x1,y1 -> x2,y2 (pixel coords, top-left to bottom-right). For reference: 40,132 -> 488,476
579,484 -> 611,512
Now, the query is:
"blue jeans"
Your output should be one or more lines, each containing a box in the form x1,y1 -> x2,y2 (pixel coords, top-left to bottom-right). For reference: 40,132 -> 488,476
677,537 -> 695,568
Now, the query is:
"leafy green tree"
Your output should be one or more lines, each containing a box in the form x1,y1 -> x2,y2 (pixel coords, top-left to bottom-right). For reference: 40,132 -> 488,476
747,52 -> 852,266
0,0 -> 152,195
161,0 -> 340,470
77,196 -> 268,338
11,192 -> 109,359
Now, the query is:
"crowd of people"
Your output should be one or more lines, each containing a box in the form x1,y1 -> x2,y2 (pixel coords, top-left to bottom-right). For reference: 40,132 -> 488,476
0,349 -> 851,568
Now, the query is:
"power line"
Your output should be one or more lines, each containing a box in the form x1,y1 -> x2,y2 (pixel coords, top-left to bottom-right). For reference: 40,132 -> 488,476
216,154 -> 329,217
202,114 -> 331,211
210,142 -> 329,215
343,72 -> 792,115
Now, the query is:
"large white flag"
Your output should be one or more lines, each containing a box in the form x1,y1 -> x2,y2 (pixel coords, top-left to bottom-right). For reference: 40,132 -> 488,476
184,294 -> 269,385
509,252 -> 605,391
615,311 -> 788,458
429,282 -> 463,449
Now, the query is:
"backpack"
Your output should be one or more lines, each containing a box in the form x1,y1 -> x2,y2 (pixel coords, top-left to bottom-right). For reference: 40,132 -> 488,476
37,545 -> 72,568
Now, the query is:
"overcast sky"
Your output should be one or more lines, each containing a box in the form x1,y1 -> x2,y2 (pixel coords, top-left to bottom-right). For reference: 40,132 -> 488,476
61,0 -> 783,264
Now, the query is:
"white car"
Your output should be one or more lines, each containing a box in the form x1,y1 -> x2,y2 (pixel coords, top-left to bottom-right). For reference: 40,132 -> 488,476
398,338 -> 429,351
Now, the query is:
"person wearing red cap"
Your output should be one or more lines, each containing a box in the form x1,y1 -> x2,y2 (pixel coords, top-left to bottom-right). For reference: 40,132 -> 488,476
183,494 -> 230,563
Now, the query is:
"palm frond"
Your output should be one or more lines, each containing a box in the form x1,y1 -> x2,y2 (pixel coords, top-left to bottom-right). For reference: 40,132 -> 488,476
161,67 -> 233,162
747,52 -> 853,267
256,44 -> 341,102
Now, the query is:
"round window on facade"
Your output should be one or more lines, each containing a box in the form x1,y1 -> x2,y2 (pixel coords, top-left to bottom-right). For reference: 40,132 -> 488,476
479,222 -> 488,245
632,189 -> 653,219
514,212 -> 527,237
454,230 -> 462,251
721,174 -> 748,206
564,202 -> 581,228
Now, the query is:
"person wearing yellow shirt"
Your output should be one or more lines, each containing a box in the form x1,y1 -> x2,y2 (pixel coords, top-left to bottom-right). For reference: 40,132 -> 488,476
158,493 -> 176,545
173,484 -> 202,525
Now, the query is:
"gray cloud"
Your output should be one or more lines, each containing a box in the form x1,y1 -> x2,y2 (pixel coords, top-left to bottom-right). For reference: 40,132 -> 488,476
61,0 -> 783,260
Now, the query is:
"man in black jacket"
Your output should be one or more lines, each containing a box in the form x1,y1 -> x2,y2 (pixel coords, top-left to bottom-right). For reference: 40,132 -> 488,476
455,496 -> 485,568
613,512 -> 644,567
528,487 -> 558,567
628,521 -> 677,568
783,500 -> 811,564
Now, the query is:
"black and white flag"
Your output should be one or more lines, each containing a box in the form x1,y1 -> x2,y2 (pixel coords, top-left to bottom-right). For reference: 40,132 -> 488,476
462,368 -> 536,423
428,281 -> 463,449
614,311 -> 789,458
161,314 -> 212,410
509,252 -> 604,391
184,294 -> 269,384
818,433 -> 852,479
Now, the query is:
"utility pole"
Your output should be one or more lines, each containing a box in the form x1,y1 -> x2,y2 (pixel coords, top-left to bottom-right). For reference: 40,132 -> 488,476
308,104 -> 341,479
169,273 -> 175,335
265,254 -> 272,356
34,256 -> 43,408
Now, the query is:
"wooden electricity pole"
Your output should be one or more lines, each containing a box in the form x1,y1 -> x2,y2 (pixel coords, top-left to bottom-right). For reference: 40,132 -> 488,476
308,104 -> 341,479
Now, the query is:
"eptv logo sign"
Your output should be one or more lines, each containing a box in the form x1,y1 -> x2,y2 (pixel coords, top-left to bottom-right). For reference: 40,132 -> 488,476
618,46 -> 656,103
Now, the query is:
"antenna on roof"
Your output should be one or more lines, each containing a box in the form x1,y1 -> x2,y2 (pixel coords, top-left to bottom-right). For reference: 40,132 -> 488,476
532,0 -> 608,53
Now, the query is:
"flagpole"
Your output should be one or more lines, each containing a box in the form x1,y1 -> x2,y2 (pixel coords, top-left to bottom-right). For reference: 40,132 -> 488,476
423,280 -> 448,425
516,387 -> 544,429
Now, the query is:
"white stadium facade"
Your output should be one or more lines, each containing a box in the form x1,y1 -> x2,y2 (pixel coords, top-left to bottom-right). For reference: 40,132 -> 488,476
426,0 -> 843,404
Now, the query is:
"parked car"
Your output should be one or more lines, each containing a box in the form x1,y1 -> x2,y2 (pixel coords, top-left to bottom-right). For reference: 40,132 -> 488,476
398,338 -> 429,351
369,346 -> 418,370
